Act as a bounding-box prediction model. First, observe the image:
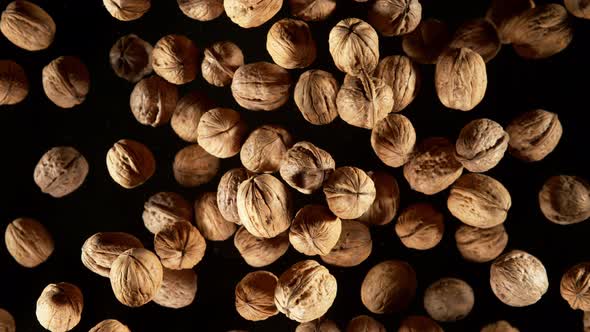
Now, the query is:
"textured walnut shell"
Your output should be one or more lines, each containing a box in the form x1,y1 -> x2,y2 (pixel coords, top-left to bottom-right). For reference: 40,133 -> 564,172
34,146 -> 89,198
361,260 -> 417,314
289,0 -> 336,21
539,175 -> 590,225
371,114 -> 416,168
267,18 -> 316,69
398,315 -> 443,332
89,319 -> 131,332
0,60 -> 28,105
109,34 -> 153,83
289,205 -> 341,256
561,263 -> 590,311
36,282 -> 83,332
106,139 -> 155,189
81,232 -> 144,277
142,192 -> 193,234
481,320 -> 520,332
294,70 -> 339,125
224,0 -> 282,28
195,192 -> 237,241
234,226 -> 289,267
356,171 -> 400,226
130,75 -> 178,127
152,35 -> 199,85
456,118 -> 509,173
486,0 -> 535,44
240,125 -> 293,173
197,108 -> 247,158
5,217 -> 53,268
0,1 -> 55,51
455,224 -> 508,263
368,0 -> 422,37
374,55 -> 420,113
202,41 -> 244,87
154,221 -> 206,269
218,168 -> 250,224
424,278 -> 474,322
323,167 -> 376,219
235,271 -> 279,321
231,62 -> 291,111
0,309 -> 15,332
329,18 -> 379,76
275,260 -> 337,323
403,137 -> 463,195
103,0 -> 150,21
42,56 -> 90,109
346,315 -> 385,332
178,0 -> 224,21
490,250 -> 548,307
153,268 -> 197,309
449,19 -> 501,63
402,19 -> 451,64
109,248 -> 163,307
171,91 -> 214,143
395,203 -> 444,250
321,220 -> 372,267
337,74 -> 393,129
280,142 -> 335,194
506,109 -> 562,162
173,144 -> 220,187
565,0 -> 590,19
296,319 -> 340,332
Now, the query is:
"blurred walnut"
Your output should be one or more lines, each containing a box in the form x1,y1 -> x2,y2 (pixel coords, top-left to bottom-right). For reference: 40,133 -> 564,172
0,60 -> 28,105
586,312 -> 590,332
449,19 -> 501,63
357,171 -> 400,226
506,109 -> 562,162
143,192 -> 193,234
110,248 -> 163,307
89,319 -> 131,332
240,125 -> 293,173
106,139 -> 155,189
42,56 -> 90,108
275,260 -> 337,323
81,232 -> 143,277
289,205 -> 341,256
231,62 -> 291,111
294,70 -> 339,125
154,221 -> 206,269
34,146 -> 89,198
195,192 -> 237,241
267,19 -> 316,69
110,34 -> 153,83
402,19 -> 451,64
323,167 -> 376,219
395,203 -> 444,250
297,319 -> 340,332
539,175 -> 590,225
481,320 -> 520,332
197,108 -> 247,158
565,0 -> 590,19
424,278 -> 474,322
289,0 -> 336,21
130,75 -> 178,126
234,226 -> 289,267
337,74 -> 393,129
490,250 -> 548,307
36,283 -> 83,332
178,0 -> 224,21
153,268 -> 197,309
224,0 -> 282,28
0,309 -> 15,332
561,263 -> 590,311
202,41 -> 244,87
371,114 -> 416,168
361,260 -> 417,314
0,1 -> 55,51
346,315 -> 385,332
152,35 -> 199,85
171,91 -> 214,143
455,224 -> 508,263
486,0 -> 534,44
374,55 -> 420,113
5,217 -> 53,268
218,168 -> 250,224
103,0 -> 150,21
368,0 -> 421,37
280,142 -> 335,194
398,315 -> 443,332
173,144 -> 220,187
321,220 -> 372,267
456,118 -> 509,172
329,18 -> 379,75
235,271 -> 279,321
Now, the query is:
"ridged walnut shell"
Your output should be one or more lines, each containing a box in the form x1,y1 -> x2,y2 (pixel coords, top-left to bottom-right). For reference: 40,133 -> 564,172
368,0 -> 422,37
289,0 -> 336,22
539,175 -> 590,225
296,319 -> 340,332
109,248 -> 163,307
218,168 -> 250,224
142,192 -> 194,234
130,75 -> 178,127
565,0 -> 590,19
280,141 -> 335,194
289,205 -> 342,256
177,0 -> 224,21
103,0 -> 150,21
395,203 -> 444,250
361,260 -> 417,314
560,263 -> 590,311
152,34 -> 199,85
34,146 -> 89,198
201,41 -> 244,87
42,56 -> 90,109
455,224 -> 508,263
267,18 -> 317,69
109,34 -> 153,83
294,69 -> 339,125
371,113 -> 416,168
424,278 -> 474,322
235,271 -> 279,321
173,144 -> 220,187
0,1 -> 55,51
154,221 -> 206,269
374,55 -> 420,113
106,139 -> 155,189
194,192 -> 237,241
481,320 -> 520,332
449,19 -> 502,63
0,309 -> 15,332
240,125 -> 293,173
81,232 -> 144,277
89,319 -> 131,332
323,167 -> 376,219
321,220 -> 372,267
197,108 -> 247,159
171,91 -> 214,143
402,19 -> 451,64
153,268 -> 197,309
224,0 -> 282,28
231,62 -> 291,111
506,109 -> 562,162
455,118 -> 509,173
233,226 -> 289,267
329,18 -> 379,76
346,315 -> 385,332
0,60 -> 28,105
398,315 -> 443,332
486,0 -> 535,44
36,282 -> 83,332
5,217 -> 53,268
356,171 -> 400,226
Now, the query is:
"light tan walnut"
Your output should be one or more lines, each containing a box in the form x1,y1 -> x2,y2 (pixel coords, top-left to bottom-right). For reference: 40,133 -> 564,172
197,108 -> 247,159
109,248 -> 163,307
81,232 -> 144,277
329,18 -> 379,76
321,220 -> 372,267
103,0 -> 150,21
323,167 -> 376,219
142,192 -> 194,234
356,171 -> 400,226
395,203 -> 444,250
538,175 -> 590,225
240,125 -> 293,173
154,221 -> 206,269
89,319 -> 131,332
455,224 -> 508,263
481,320 -> 520,332
235,271 -> 279,321
0,1 -> 55,51
234,226 -> 289,267
194,192 -> 237,241
34,146 -> 89,198
368,0 -> 422,37
424,278 -> 474,322
42,56 -> 90,109
374,55 -> 420,113
152,34 -> 199,85
130,75 -> 178,127
173,144 -> 220,187
361,260 -> 417,314
201,41 -> 244,87
36,282 -> 83,332
506,109 -> 562,162
0,60 -> 28,105
294,70 -> 340,125
231,62 -> 291,111
153,268 -> 197,309
106,139 -> 155,189
224,0 -> 282,28
371,114 -> 416,168
280,141 -> 335,194
449,19 -> 501,63
218,168 -> 250,224
177,0 -> 224,21
267,18 -> 316,69
289,0 -> 336,22
5,217 -> 53,268
289,205 -> 342,256
455,118 -> 509,173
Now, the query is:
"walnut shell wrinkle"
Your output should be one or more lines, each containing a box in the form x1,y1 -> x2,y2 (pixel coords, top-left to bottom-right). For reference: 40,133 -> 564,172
103,0 -> 151,21
294,69 -> 340,125
42,56 -> 90,109
560,263 -> 590,311
323,166 -> 376,219
173,144 -> 220,187
81,232 -> 144,277
368,0 -> 422,37
267,18 -> 317,69
235,271 -> 279,321
218,168 -> 251,224
171,90 -> 215,143
234,226 -> 290,267
280,141 -> 335,194
402,19 -> 451,64
5,217 -> 54,268
289,205 -> 342,256
143,191 -> 194,234
455,118 -> 509,173
346,315 -> 386,332
152,34 -> 199,85
329,18 -> 379,76
178,0 -> 224,21
202,41 -> 244,87
356,171 -> 400,226
289,0 -> 336,22
240,124 -> 293,173
154,221 -> 206,269
0,60 -> 28,105
486,0 -> 534,44
231,62 -> 291,111
337,73 -> 393,130
565,0 -> 590,19
455,224 -> 508,263
449,19 -> 502,63
371,113 -> 416,168
361,260 -> 417,314
374,55 -> 420,113
506,109 -> 562,162
153,268 -> 198,309
197,108 -> 247,158
424,278 -> 474,322
194,192 -> 237,241
36,282 -> 83,332
130,75 -> 178,127
395,203 -> 444,250
34,146 -> 89,198
0,308 -> 15,332
106,139 -> 156,189
89,319 -> 131,332
224,0 -> 282,28
321,220 -> 372,267
110,34 -> 153,83
398,315 -> 444,332
0,1 -> 55,51
539,175 -> 590,225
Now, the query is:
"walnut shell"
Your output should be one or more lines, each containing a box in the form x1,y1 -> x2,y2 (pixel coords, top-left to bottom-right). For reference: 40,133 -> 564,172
197,108 -> 247,158
154,221 -> 206,269
402,19 -> 451,64
374,55 -> 420,113
240,125 -> 293,173
103,0 -> 150,21
486,0 -> 535,44
361,260 -> 417,314
329,18 -> 379,76
356,171 -> 400,226
5,217 -> 53,268
481,320 -> 520,332
455,118 -> 509,173
109,34 -> 153,83
296,319 -> 340,332
0,1 -> 55,51
455,224 -> 508,263
289,205 -> 342,256
424,278 -> 474,322
506,109 -> 562,162
560,263 -> 590,311
218,168 -> 250,224
267,18 -> 316,69
565,0 -> 590,19
275,260 -> 337,323
89,319 -> 131,332
398,315 -> 443,332
395,203 -> 444,250
321,220 -> 372,267
153,268 -> 197,309
106,139 -> 155,189
323,167 -> 376,219
36,282 -> 83,332
289,0 -> 336,21
586,312 -> 590,332
177,0 -> 224,21
346,315 -> 385,332
449,19 -> 501,63
280,141 -> 335,194
235,271 -> 279,321
34,146 -> 89,198
0,309 -> 15,332
109,248 -> 163,307
130,75 -> 178,127
142,192 -> 194,234
81,232 -> 144,277
234,226 -> 289,267
152,34 -> 199,85
202,41 -> 244,87
231,62 -> 291,111
195,192 -> 237,241
337,73 -> 393,129
490,250 -> 548,307
224,0 -> 282,28
171,91 -> 215,143
42,56 -> 90,109
294,69 -> 339,125
371,113 -> 416,168
0,60 -> 28,105
538,175 -> 590,225
368,0 -> 422,37
173,144 -> 220,187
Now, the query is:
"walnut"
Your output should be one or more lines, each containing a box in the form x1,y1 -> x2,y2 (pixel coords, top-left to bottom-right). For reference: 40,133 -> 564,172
538,175 -> 590,225
171,91 -> 215,143
323,167 -> 376,219
275,260 -> 337,323
398,315 -> 443,332
395,203 -> 444,250
356,171 -> 400,226
153,268 -> 197,309
103,0 -> 150,21
561,263 -> 590,311
565,0 -> 590,19
195,192 -> 237,241
237,174 -> 293,238
197,108 -> 247,158
177,0 -> 224,21
294,70 -> 339,125
106,139 -> 155,189
233,226 -> 289,267
202,41 -> 244,87
5,217 -> 53,268
36,282 -> 83,332
486,0 -> 535,44
289,205 -> 341,256
267,18 -> 317,69
320,220 -> 372,267
109,248 -> 163,307
368,0 -> 422,37
231,62 -> 291,111
152,35 -> 199,85
0,309 -> 15,332
455,118 -> 509,173
218,168 -> 250,224
280,142 -> 335,194
289,0 -> 336,22
336,74 -> 393,129
0,1 -> 55,51
329,18 -> 379,76
142,192 -> 194,234
235,271 -> 279,321
506,109 -> 562,162
173,144 -> 220,187
403,137 -> 464,195
81,232 -> 144,277
490,250 -> 549,307
42,56 -> 90,109
455,224 -> 508,263
34,146 -> 89,198
402,19 -> 451,64
224,0 -> 282,28
130,75 -> 178,127
374,55 -> 420,113
371,114 -> 416,168
296,319 -> 340,332
361,260 -> 417,314
449,19 -> 502,63
89,320 -> 131,332
346,315 -> 385,332
424,278 -> 474,322
154,221 -> 206,269
481,320 -> 520,332
0,60 -> 28,105
109,34 -> 153,83
240,125 -> 293,173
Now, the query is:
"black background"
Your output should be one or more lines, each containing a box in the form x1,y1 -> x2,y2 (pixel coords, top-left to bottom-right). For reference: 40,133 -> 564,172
1,0 -> 589,331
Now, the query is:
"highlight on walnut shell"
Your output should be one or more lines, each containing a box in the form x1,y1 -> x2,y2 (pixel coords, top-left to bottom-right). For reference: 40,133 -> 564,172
361,260 -> 417,314
231,62 -> 292,111
371,113 -> 416,168
506,109 -> 563,162
402,18 -> 451,64
109,34 -> 153,83
42,56 -> 90,109
289,0 -> 336,22
235,271 -> 279,321
218,168 -> 250,224
321,220 -> 372,267
142,191 -> 194,234
154,221 -> 206,269
323,166 -> 376,220
279,141 -> 335,194
109,248 -> 163,307
289,205 -> 342,256
171,90 -> 215,143
234,226 -> 290,267
560,262 -> 590,311
89,319 -> 131,332
152,34 -> 199,85
153,268 -> 198,309
240,124 -> 293,173
202,41 -> 244,87
449,18 -> 502,63
194,191 -> 237,241
374,55 -> 420,113
36,282 -> 83,332
197,108 -> 247,159
346,315 -> 385,332
34,146 -> 89,198
368,0 -> 422,37
481,320 -> 520,332
173,144 -> 220,187
81,232 -> 144,277
106,139 -> 156,189
356,171 -> 400,226
103,0 -> 151,21
130,75 -> 178,127
538,175 -> 590,225
455,118 -> 509,173
294,69 -> 340,125
224,0 -> 282,28
455,224 -> 508,263
0,308 -> 15,332
5,217 -> 54,268
398,315 -> 444,332
329,18 -> 379,76
0,60 -> 28,105
267,18 -> 317,69
177,0 -> 224,21
424,277 -> 474,322
0,0 -> 56,51
395,203 -> 444,250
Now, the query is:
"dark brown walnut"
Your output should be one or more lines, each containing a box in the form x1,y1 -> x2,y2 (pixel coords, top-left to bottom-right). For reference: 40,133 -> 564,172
42,56 -> 90,109
195,192 -> 237,241
321,220 -> 372,267
36,282 -> 83,332
539,175 -> 590,225
361,260 -> 417,314
267,18 -> 316,69
323,167 -> 376,219
586,312 -> 590,332
456,118 -> 509,173
561,263 -> 590,311
565,0 -> 590,19
81,232 -> 144,277
329,18 -> 379,76
294,70 -> 339,125
402,19 -> 450,64
424,278 -> 474,322
337,73 -> 393,129
368,0 -> 422,37
110,248 -> 163,307
486,0 -> 534,44
231,62 -> 291,111
152,35 -> 199,85
0,1 -> 55,51
289,205 -> 342,256
237,174 -> 293,238
435,48 -> 487,111
109,34 -> 153,83
154,221 -> 206,269
197,108 -> 247,158
103,0 -> 151,21
371,114 -> 416,168
481,320 -> 520,332
449,19 -> 501,63
153,268 -> 197,309
142,192 -> 193,234
289,0 -> 336,21
89,319 -> 131,332
455,224 -> 508,263
235,271 -> 279,321
106,139 -> 155,189
0,308 -> 15,332
34,146 -> 89,198
506,109 -> 562,162
177,0 -> 224,21
275,260 -> 337,323
173,144 -> 220,187
224,0 -> 282,28
346,315 -> 385,332
5,217 -> 53,268
279,141 -> 335,194
490,250 -> 549,307
171,91 -> 214,143
0,60 -> 28,105
218,168 -> 250,224
296,319 -> 340,332
240,125 -> 293,173
403,137 -> 464,195
357,171 -> 400,226
395,203 -> 444,250
374,55 -> 420,113
202,41 -> 244,87
234,226 -> 289,267
398,315 -> 444,332
130,75 -> 178,126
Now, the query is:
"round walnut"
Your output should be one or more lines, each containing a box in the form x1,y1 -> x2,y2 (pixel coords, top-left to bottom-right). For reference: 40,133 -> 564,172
106,139 -> 155,189
329,18 -> 379,76
289,0 -> 336,21
346,315 -> 385,332
153,268 -> 198,309
481,320 -> 520,332
374,55 -> 420,113
202,41 -> 244,87
267,18 -> 316,69
486,0 -> 534,44
103,0 -> 150,21
371,113 -> 416,168
234,226 -> 290,267
289,205 -> 342,256
235,271 -> 279,321
110,248 -> 163,307
449,19 -> 502,63
395,203 -> 444,250
280,141 -> 335,194
0,309 -> 15,332
218,168 -> 250,224
171,91 -> 214,143
0,60 -> 28,105
42,56 -> 90,109
361,260 -> 417,314
275,260 -> 337,323
109,34 -> 153,83
240,125 -> 293,173
89,319 -> 131,332
337,74 -> 393,129
565,0 -> 590,19
294,70 -> 339,125
224,0 -> 282,28
81,232 -> 144,277
142,192 -> 194,234
154,221 -> 206,269
448,173 -> 512,229
0,1 -> 55,51
398,315 -> 444,332
34,146 -> 89,198
561,263 -> 590,311
357,171 -> 400,226
237,174 -> 293,238
321,220 -> 372,267
455,224 -> 508,263
231,62 -> 291,111
402,19 -> 451,64
368,0 -> 422,37
177,0 -> 224,21
197,108 -> 247,158
152,34 -> 199,85
36,282 -> 83,332
130,75 -> 178,127
296,319 -> 340,332
5,217 -> 53,268
490,250 -> 549,307
323,167 -> 376,220
539,175 -> 590,225
506,109 -> 562,162
455,118 -> 509,173
195,192 -> 237,241
173,144 -> 220,187
404,137 -> 464,195
424,278 -> 474,322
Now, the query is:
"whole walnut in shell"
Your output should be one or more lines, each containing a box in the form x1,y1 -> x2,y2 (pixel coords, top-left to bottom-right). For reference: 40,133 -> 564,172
154,221 -> 206,269
280,141 -> 335,194
42,56 -> 90,109
224,0 -> 282,28
368,0 -> 422,37
240,125 -> 293,173
81,232 -> 144,277
336,74 -> 393,130
0,1 -> 55,51
424,278 -> 474,322
361,260 -> 417,314
538,175 -> 590,225
153,268 -> 197,309
197,108 -> 247,158
106,139 -> 155,189
565,0 -> 590,19
323,167 -> 376,220
234,226 -> 289,267
289,0 -> 336,22
171,91 -> 214,143
294,70 -> 339,125
329,18 -> 379,76
109,34 -> 153,83
218,168 -> 250,224
486,0 -> 534,44
194,192 -> 237,241
267,19 -> 316,69
449,19 -> 502,63
395,203 -> 444,250
36,282 -> 83,332
455,224 -> 508,263
0,309 -> 15,332
142,192 -> 194,234
130,75 -> 178,127
374,55 -> 420,113
402,19 -> 451,64
231,62 -> 291,111
177,0 -> 224,21
109,248 -> 163,307
103,0 -> 150,21
296,319 -> 340,332
0,60 -> 28,105
506,109 -> 562,162
289,205 -> 342,256
34,146 -> 89,198
455,118 -> 509,173
5,217 -> 53,268
356,171 -> 400,226
235,271 -> 279,321
173,144 -> 220,187
560,263 -> 590,311
398,315 -> 444,332
202,41 -> 244,87
89,319 -> 130,332
371,113 -> 416,168
321,220 -> 372,267
481,320 -> 520,332
346,315 -> 385,332
152,34 -> 199,85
